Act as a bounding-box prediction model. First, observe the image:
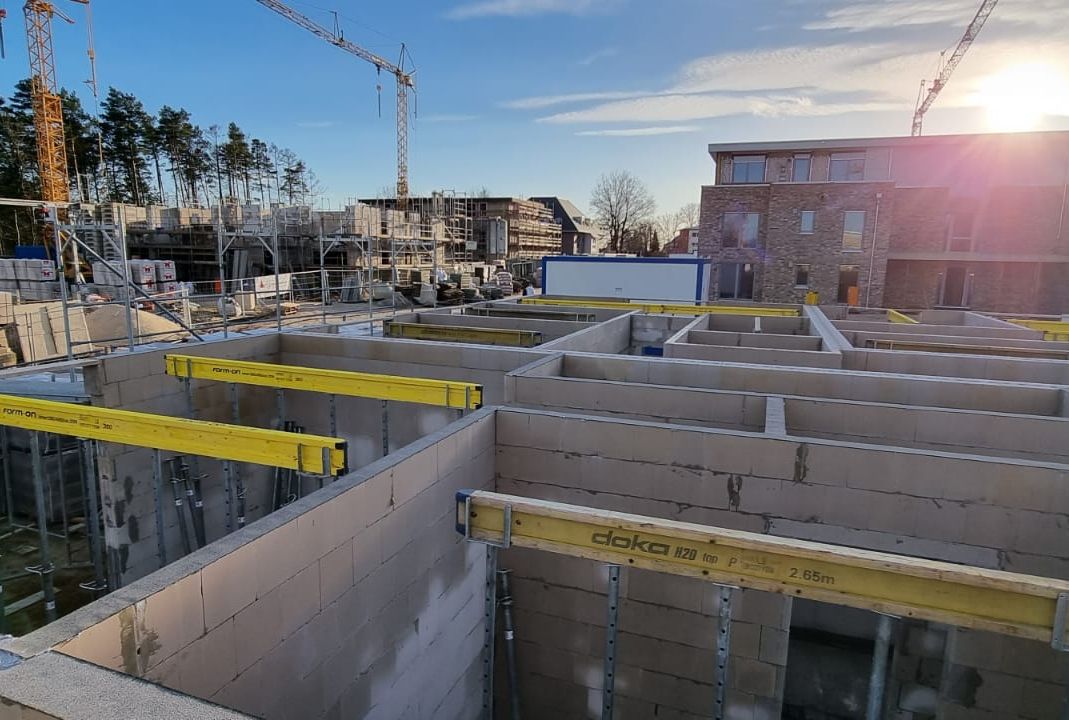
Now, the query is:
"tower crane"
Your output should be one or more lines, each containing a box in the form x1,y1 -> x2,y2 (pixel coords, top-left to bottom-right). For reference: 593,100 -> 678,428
911,0 -> 998,136
23,0 -> 88,205
255,0 -> 415,208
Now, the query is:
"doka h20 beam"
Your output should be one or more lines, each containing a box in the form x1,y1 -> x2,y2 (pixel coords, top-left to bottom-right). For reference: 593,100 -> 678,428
165,354 -> 483,410
385,322 -> 543,347
456,490 -> 1069,644
0,394 -> 347,475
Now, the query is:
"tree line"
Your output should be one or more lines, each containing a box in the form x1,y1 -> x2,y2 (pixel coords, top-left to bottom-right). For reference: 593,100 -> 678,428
590,170 -> 698,256
0,79 -> 320,246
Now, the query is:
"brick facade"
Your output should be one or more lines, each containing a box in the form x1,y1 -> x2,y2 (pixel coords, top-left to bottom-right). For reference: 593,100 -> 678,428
699,133 -> 1069,314
698,182 -> 893,305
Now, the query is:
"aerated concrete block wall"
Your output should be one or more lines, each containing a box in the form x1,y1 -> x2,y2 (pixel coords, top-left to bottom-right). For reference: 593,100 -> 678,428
538,313 -> 633,354
84,334 -> 282,587
7,411 -> 496,720
403,311 -> 592,341
493,407 -> 1069,717
278,333 -> 541,468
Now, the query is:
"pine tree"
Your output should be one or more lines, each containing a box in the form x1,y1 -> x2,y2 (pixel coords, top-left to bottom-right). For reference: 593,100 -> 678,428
100,88 -> 153,204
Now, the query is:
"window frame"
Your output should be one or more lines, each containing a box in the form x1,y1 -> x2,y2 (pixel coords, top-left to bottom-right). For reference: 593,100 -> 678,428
794,263 -> 811,288
842,210 -> 865,252
730,155 -> 766,184
792,154 -> 812,182
721,212 -> 760,249
800,210 -> 815,235
829,152 -> 866,182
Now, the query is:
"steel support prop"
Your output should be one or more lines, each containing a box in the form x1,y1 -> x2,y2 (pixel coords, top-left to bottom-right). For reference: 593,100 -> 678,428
602,564 -> 621,720
381,401 -> 389,458
498,569 -> 522,720
482,546 -> 499,720
329,394 -> 337,438
29,433 -> 56,622
222,460 -> 234,534
866,614 -> 895,720
714,587 -> 734,719
79,440 -> 106,595
152,449 -> 167,568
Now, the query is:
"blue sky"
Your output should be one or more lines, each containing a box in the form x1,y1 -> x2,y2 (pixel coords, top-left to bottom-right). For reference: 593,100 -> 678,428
2,0 -> 1068,216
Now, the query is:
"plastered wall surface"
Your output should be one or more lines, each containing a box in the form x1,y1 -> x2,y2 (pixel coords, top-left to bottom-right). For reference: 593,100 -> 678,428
5,411 -> 496,720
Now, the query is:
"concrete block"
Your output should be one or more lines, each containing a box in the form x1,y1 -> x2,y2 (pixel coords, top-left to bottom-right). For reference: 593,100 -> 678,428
279,563 -> 321,639
758,626 -> 789,666
202,542 -> 259,631
252,519 -> 303,598
730,620 -> 762,661
971,669 -> 1024,714
233,586 -> 284,674
319,539 -> 355,608
140,571 -> 205,671
731,657 -> 778,698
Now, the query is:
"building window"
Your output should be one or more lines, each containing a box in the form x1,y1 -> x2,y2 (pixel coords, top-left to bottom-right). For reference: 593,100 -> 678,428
730,155 -> 766,184
792,155 -> 811,182
722,212 -> 760,248
842,210 -> 865,251
838,265 -> 860,304
829,152 -> 866,181
719,262 -> 755,299
794,264 -> 810,287
948,210 -> 975,252
800,210 -> 815,234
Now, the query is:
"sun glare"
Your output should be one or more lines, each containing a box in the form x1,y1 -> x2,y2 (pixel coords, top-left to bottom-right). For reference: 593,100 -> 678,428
978,62 -> 1069,132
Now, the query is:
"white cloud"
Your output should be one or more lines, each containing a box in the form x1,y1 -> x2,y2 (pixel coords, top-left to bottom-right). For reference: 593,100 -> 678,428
576,125 -> 701,137
578,47 -> 618,66
805,0 -> 1069,32
446,0 -> 616,20
543,94 -> 899,124
502,90 -> 649,110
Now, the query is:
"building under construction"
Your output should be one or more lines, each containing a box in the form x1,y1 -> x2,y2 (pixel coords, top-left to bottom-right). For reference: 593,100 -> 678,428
0,296 -> 1067,719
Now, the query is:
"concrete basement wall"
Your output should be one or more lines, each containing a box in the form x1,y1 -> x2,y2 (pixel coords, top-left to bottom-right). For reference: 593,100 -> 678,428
6,411 -> 496,720
706,315 -> 807,334
686,329 -> 824,351
538,313 -> 633,354
493,408 -> 1069,718
664,339 -> 843,368
85,334 -> 282,587
834,319 -> 1043,340
843,347 -> 1069,384
784,397 -> 1069,462
843,329 -> 1069,351
405,311 -> 592,341
554,354 -> 1064,416
627,313 -> 696,354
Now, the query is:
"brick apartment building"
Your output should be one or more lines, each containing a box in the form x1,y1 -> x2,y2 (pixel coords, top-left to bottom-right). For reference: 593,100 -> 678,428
699,131 -> 1069,314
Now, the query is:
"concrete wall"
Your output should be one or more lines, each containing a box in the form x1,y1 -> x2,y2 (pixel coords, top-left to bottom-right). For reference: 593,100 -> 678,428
539,313 -> 633,354
408,311 -> 591,341
785,397 -> 1069,462
85,335 -> 282,587
843,347 -> 1069,384
493,407 -> 1069,718
833,319 -> 1043,340
8,411 -> 496,720
687,329 -> 824,350
628,314 -> 696,354
495,409 -> 792,719
555,354 -> 1064,415
664,340 -> 843,369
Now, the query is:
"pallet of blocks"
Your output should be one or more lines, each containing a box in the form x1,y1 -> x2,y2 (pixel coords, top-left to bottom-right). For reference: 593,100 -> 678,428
4,292 -> 94,363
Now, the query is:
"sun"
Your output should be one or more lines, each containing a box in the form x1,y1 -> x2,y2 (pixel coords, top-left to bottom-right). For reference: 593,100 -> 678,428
976,62 -> 1069,132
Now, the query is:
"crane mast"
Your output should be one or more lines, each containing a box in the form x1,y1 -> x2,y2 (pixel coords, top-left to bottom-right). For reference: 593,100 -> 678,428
911,0 -> 998,136
255,0 -> 415,207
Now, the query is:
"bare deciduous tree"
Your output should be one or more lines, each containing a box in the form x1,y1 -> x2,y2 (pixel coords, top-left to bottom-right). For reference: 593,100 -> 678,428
654,202 -> 702,249
678,201 -> 699,228
590,170 -> 656,253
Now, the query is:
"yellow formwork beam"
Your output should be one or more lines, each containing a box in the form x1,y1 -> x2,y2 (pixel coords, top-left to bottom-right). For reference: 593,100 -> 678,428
1008,319 -> 1069,342
456,491 -> 1069,642
864,339 -> 1069,359
0,394 -> 347,476
520,297 -> 799,317
384,322 -> 543,347
887,309 -> 918,324
166,354 -> 483,410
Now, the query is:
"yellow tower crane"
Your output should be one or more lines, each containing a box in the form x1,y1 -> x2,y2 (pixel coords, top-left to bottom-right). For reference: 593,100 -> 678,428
23,0 -> 87,205
255,0 -> 415,209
